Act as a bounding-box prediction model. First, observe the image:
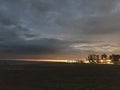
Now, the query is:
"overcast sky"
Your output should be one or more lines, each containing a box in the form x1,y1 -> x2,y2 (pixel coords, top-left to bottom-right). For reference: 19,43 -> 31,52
0,0 -> 120,59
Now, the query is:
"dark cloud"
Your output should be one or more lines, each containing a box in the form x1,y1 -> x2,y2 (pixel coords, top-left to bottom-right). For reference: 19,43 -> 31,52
80,16 -> 120,35
0,0 -> 120,58
0,37 -> 72,54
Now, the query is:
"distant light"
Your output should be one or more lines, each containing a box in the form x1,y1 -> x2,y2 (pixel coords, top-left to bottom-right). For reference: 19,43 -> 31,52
83,60 -> 89,63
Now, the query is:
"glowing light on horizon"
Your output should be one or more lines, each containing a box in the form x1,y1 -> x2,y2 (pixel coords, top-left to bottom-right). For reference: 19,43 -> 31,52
5,58 -> 114,64
33,59 -> 68,63
15,59 -> 69,63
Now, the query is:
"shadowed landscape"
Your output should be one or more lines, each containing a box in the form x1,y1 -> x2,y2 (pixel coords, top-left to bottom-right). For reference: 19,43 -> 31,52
0,62 -> 120,90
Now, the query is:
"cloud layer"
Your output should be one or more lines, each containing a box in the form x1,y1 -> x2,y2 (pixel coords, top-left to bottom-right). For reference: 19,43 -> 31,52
0,0 -> 120,59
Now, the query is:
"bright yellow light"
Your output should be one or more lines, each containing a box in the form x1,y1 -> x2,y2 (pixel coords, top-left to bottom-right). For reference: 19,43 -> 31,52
34,59 -> 68,63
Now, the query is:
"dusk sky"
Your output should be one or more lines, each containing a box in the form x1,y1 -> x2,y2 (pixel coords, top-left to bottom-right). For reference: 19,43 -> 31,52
0,0 -> 120,59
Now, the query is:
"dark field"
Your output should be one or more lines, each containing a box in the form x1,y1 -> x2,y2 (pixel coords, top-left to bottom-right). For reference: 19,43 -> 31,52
0,63 -> 120,90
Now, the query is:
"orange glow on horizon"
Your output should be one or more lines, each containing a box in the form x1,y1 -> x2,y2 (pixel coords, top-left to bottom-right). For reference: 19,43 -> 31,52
13,59 -> 69,63
32,59 -> 68,63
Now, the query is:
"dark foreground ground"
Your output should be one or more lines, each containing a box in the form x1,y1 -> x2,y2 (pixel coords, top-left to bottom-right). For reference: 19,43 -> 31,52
0,63 -> 120,90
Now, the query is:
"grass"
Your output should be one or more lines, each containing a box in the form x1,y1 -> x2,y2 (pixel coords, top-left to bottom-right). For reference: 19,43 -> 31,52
0,63 -> 120,90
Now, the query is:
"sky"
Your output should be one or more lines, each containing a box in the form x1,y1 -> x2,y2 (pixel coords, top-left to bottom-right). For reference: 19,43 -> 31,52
0,0 -> 120,59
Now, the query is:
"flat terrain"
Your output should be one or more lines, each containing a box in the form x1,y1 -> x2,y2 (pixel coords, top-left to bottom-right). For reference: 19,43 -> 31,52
0,63 -> 120,90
